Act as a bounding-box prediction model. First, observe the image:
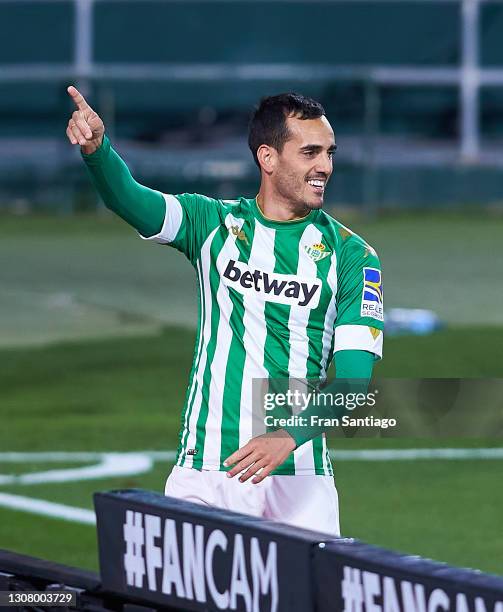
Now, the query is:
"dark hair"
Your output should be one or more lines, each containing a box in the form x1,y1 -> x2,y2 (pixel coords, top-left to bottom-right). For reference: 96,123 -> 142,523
248,93 -> 326,168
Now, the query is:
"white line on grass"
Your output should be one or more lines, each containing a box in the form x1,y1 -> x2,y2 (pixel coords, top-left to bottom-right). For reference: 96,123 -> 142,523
0,451 -> 177,463
0,453 -> 153,485
0,448 -> 502,526
328,447 -> 503,461
1,448 -> 502,467
0,452 -> 109,462
144,448 -> 503,462
0,493 -> 95,525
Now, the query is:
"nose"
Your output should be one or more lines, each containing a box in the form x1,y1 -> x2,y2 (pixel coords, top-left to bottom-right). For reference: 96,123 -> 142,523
315,153 -> 332,176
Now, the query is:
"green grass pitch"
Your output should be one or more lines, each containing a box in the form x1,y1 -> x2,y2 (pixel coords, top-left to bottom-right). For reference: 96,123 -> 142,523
0,212 -> 502,576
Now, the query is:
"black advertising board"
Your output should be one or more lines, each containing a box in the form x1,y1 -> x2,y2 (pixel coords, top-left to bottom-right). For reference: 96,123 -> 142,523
94,489 -> 333,612
314,539 -> 503,612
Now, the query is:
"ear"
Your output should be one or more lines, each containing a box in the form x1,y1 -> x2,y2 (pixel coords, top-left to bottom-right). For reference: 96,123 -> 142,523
257,144 -> 276,174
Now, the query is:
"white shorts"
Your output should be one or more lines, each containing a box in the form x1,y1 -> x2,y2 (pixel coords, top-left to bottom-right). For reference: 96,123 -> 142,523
165,465 -> 340,537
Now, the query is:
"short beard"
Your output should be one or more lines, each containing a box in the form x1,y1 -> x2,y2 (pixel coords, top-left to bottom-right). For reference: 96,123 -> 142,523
274,170 -> 311,216
304,197 -> 323,211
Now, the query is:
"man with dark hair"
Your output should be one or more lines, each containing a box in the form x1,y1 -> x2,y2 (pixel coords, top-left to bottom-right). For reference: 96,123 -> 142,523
248,93 -> 326,167
66,87 -> 383,535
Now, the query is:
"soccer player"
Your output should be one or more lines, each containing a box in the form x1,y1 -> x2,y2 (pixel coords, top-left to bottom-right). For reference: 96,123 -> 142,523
66,86 -> 383,536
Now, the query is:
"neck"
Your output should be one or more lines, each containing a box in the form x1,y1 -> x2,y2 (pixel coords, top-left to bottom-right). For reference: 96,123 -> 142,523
256,185 -> 310,222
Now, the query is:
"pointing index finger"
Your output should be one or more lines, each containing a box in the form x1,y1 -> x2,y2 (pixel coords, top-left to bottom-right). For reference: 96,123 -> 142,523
67,85 -> 89,111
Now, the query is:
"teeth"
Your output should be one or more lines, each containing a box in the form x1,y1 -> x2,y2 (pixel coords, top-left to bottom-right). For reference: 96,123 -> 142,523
308,180 -> 325,188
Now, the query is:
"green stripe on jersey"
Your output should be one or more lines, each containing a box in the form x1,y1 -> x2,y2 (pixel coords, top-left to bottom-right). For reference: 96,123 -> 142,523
191,226 -> 229,469
219,213 -> 257,469
168,196 -> 383,476
264,226 -> 298,475
176,257 -> 207,467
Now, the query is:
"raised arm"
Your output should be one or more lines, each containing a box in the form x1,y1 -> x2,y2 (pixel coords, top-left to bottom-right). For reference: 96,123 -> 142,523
66,85 -> 165,237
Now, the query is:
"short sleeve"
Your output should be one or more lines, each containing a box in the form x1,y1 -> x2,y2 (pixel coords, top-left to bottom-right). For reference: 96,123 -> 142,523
334,239 -> 384,359
140,192 -> 223,264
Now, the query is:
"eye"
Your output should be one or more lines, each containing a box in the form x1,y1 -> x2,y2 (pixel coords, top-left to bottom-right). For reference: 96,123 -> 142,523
303,150 -> 315,157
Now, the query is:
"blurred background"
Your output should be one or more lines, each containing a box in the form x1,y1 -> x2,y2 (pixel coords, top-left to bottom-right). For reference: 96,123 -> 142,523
1,0 -> 502,576
4,0 -> 503,210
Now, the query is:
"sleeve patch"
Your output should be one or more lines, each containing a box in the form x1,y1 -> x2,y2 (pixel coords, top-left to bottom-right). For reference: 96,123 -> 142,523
361,267 -> 384,321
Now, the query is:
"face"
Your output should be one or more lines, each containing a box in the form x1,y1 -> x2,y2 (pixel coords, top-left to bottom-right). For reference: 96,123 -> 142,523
270,115 -> 335,210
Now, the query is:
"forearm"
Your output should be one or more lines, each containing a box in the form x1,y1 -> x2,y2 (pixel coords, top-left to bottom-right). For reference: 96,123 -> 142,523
82,135 -> 165,237
333,349 -> 374,379
282,349 -> 374,448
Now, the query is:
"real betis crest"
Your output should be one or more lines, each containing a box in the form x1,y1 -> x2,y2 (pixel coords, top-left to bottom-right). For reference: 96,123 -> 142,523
304,242 -> 331,263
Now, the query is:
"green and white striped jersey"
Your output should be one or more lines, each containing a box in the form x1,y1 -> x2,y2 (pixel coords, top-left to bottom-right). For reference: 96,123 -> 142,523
142,194 -> 384,476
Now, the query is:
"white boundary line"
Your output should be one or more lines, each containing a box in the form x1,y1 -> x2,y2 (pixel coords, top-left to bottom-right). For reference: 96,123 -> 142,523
0,451 -> 177,462
0,452 -> 111,462
329,447 -> 503,461
143,448 -> 503,462
0,453 -> 154,486
0,493 -> 95,525
0,448 -> 502,525
5,447 -> 503,464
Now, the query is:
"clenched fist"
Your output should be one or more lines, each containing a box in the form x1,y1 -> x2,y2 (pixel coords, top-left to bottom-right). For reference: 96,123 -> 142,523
66,85 -> 104,155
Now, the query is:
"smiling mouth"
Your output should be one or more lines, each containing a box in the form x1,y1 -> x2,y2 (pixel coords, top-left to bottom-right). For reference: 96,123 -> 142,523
306,178 -> 326,194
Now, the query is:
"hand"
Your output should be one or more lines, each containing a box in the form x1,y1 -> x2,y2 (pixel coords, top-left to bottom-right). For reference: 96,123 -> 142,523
224,430 -> 296,484
66,85 -> 105,154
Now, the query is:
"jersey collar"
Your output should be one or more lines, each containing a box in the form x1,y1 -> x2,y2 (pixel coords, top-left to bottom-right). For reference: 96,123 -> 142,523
250,197 -> 318,229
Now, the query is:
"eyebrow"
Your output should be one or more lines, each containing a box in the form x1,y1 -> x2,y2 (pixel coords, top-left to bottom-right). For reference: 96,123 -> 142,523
299,144 -> 337,152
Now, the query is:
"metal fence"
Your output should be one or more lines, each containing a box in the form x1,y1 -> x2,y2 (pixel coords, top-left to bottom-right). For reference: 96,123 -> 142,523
2,0 -> 503,209
1,0 -> 500,160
